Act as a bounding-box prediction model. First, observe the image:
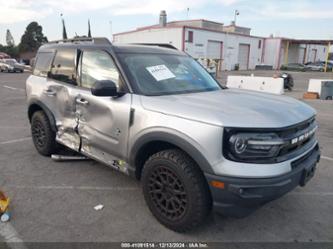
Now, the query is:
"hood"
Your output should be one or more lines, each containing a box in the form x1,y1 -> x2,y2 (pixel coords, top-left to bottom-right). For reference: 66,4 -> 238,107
140,89 -> 316,128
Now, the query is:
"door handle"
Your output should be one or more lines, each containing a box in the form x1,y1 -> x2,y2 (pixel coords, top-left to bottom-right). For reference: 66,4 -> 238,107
43,89 -> 56,96
76,98 -> 89,106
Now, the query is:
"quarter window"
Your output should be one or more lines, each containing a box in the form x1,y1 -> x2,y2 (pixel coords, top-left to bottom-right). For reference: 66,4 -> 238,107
33,52 -> 54,77
50,49 -> 77,85
80,50 -> 120,89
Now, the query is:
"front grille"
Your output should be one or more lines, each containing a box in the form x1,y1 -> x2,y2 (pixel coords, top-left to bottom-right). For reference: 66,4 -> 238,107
277,117 -> 317,158
291,144 -> 319,170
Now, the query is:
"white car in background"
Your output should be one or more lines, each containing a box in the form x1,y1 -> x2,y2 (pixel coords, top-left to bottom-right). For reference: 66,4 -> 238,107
0,59 -> 25,73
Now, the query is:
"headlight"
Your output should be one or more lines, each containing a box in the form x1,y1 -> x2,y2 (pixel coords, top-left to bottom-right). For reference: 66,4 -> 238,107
226,132 -> 284,161
223,118 -> 317,164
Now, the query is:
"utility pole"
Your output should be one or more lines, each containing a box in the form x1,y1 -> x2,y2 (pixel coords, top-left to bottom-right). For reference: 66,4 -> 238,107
234,10 -> 240,24
324,41 -> 331,72
88,19 -> 92,38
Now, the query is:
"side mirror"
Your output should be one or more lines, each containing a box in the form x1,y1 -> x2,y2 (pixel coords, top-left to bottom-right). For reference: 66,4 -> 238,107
91,80 -> 119,97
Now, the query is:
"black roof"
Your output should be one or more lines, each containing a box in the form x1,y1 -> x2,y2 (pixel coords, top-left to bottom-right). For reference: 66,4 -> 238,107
38,37 -> 184,56
112,44 -> 183,55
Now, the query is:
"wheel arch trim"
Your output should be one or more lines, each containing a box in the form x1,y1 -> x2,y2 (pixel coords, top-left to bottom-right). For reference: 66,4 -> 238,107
28,99 -> 57,132
129,130 -> 214,175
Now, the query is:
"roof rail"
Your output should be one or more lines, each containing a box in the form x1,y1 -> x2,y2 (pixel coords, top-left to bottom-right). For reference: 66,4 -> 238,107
131,43 -> 178,50
47,37 -> 111,45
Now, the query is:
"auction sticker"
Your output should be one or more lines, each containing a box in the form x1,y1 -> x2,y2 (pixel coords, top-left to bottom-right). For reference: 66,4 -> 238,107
146,65 -> 176,81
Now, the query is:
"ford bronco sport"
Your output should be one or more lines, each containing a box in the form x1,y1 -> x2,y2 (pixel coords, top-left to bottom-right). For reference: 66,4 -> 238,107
26,37 -> 320,232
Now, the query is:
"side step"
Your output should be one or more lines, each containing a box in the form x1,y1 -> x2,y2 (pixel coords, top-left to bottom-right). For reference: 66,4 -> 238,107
51,154 -> 90,162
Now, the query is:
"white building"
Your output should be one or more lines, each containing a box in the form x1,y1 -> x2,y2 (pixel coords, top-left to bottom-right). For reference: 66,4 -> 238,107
114,12 -> 264,71
113,11 -> 332,71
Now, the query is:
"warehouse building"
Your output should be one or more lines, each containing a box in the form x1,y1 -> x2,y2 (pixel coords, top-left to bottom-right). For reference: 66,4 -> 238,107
262,37 -> 331,69
113,11 -> 332,71
113,11 -> 264,70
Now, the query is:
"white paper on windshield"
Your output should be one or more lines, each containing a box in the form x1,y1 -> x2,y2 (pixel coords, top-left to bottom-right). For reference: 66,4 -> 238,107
146,65 -> 176,81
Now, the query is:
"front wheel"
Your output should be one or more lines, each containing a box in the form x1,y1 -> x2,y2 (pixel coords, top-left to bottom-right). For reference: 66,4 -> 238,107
31,111 -> 57,156
142,149 -> 212,232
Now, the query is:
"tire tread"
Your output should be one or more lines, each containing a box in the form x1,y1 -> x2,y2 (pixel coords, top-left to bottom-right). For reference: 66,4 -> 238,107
142,149 -> 211,232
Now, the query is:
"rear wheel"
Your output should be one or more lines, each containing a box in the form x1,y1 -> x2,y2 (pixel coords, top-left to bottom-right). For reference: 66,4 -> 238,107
31,111 -> 57,156
142,149 -> 211,232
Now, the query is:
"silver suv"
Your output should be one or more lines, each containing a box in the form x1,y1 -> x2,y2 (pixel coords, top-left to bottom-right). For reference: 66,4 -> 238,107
26,37 -> 320,232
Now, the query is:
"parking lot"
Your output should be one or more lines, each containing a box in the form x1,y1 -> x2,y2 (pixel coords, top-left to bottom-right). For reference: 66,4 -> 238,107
0,71 -> 332,243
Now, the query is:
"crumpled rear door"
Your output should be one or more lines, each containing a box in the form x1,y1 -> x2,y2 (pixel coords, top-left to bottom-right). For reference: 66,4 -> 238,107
54,85 -> 81,151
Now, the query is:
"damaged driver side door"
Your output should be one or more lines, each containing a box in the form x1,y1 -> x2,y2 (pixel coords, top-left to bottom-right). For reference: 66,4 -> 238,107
75,49 -> 131,170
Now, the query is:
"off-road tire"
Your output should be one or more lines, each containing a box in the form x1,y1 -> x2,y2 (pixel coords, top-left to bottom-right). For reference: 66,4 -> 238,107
142,149 -> 212,232
31,111 -> 57,156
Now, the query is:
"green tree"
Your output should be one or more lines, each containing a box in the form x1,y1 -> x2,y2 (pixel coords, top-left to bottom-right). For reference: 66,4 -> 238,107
19,22 -> 48,53
6,29 -> 15,47
0,44 -> 19,58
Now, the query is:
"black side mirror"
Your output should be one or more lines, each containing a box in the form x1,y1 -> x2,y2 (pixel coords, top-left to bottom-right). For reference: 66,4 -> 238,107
91,80 -> 119,97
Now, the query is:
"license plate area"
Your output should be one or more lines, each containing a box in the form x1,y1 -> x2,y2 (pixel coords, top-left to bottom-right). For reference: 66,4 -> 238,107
300,164 -> 316,186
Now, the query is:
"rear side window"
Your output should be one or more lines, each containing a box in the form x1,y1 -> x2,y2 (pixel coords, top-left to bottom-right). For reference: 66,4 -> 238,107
33,52 -> 54,77
49,49 -> 77,85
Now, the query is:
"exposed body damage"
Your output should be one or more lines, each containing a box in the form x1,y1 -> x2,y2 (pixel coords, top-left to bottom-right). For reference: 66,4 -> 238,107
76,91 -> 131,174
54,85 -> 80,152
56,90 -> 132,174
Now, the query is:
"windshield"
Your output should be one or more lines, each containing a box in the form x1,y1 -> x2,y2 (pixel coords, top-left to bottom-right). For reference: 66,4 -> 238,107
118,53 -> 221,96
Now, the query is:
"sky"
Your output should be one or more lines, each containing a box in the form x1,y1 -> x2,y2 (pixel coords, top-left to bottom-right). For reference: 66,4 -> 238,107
0,0 -> 333,45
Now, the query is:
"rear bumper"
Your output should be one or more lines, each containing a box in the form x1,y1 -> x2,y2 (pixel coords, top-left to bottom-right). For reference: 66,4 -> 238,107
205,143 -> 320,217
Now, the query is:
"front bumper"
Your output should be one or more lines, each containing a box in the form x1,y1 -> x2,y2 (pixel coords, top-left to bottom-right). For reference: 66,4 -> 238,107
205,143 -> 320,217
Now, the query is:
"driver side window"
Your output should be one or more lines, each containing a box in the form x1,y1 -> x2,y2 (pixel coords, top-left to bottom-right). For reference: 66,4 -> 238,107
80,50 -> 120,89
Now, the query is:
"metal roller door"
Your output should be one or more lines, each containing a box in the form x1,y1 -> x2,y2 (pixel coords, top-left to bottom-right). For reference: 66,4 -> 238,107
298,48 -> 306,64
309,49 -> 317,62
207,41 -> 222,59
238,44 -> 250,70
